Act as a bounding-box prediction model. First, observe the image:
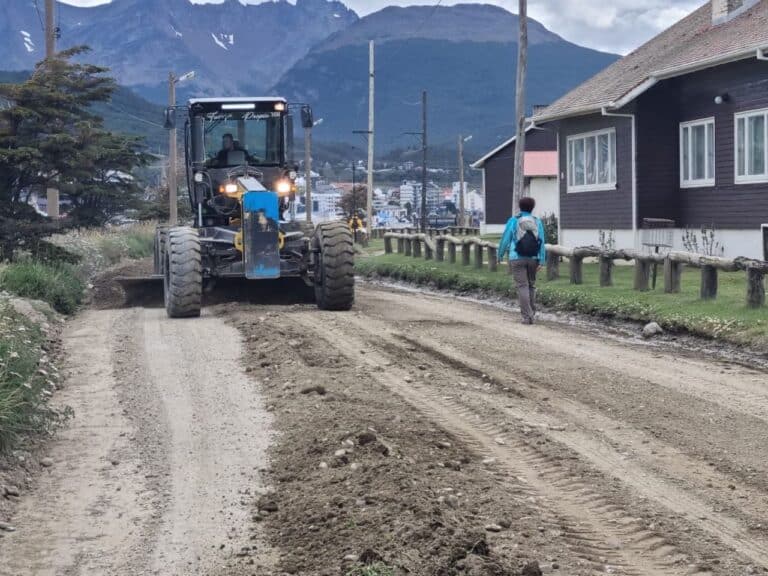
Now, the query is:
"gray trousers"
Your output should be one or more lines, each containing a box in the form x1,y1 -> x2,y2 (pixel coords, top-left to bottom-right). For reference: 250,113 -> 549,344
509,259 -> 539,321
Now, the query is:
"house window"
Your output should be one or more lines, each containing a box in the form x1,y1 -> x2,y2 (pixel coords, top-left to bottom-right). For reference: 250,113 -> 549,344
680,118 -> 715,187
736,108 -> 768,183
567,129 -> 616,192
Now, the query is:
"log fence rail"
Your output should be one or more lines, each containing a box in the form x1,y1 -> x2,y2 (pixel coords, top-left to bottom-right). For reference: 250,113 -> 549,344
383,232 -> 768,308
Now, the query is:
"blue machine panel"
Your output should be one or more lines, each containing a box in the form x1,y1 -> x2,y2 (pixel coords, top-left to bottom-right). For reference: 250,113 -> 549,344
242,191 -> 280,280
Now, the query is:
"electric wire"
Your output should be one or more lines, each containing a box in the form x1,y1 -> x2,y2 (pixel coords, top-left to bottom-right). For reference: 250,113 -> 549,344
33,0 -> 45,33
413,0 -> 444,35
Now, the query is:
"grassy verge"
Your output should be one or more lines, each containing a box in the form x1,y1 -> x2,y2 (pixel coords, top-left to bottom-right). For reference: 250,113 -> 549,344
0,260 -> 85,314
356,254 -> 768,349
0,300 -> 68,451
0,222 -> 157,315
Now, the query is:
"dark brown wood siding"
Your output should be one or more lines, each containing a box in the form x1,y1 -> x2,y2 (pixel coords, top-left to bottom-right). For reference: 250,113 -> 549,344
674,59 -> 768,229
482,129 -> 557,225
556,114 -> 633,229
635,82 -> 681,224
631,58 -> 768,230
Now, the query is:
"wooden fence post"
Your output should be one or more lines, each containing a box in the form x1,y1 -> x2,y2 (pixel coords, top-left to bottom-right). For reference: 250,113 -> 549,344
435,237 -> 445,262
700,265 -> 718,300
461,242 -> 471,266
474,243 -> 483,270
546,252 -> 559,281
424,240 -> 434,260
570,256 -> 583,285
634,259 -> 651,291
448,242 -> 457,264
384,235 -> 393,254
599,256 -> 614,287
404,237 -> 412,257
664,258 -> 682,293
488,246 -> 498,272
746,267 -> 766,308
412,237 -> 422,258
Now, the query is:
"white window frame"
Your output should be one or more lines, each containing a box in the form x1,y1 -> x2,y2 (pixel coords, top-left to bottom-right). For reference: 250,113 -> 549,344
735,107 -> 768,184
566,128 -> 617,193
679,117 -> 715,188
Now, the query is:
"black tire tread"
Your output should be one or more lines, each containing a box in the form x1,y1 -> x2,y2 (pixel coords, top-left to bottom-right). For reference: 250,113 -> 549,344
164,226 -> 202,318
315,222 -> 355,311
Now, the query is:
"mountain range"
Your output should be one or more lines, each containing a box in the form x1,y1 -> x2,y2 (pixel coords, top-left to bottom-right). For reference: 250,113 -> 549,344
0,0 -> 619,152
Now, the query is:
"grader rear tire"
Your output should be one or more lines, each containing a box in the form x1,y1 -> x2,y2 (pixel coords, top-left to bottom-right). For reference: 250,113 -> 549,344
153,226 -> 169,275
164,227 -> 202,318
314,222 -> 355,311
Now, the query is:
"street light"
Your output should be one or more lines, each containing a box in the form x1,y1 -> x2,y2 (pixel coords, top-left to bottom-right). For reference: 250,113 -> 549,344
458,134 -> 473,227
168,70 -> 195,225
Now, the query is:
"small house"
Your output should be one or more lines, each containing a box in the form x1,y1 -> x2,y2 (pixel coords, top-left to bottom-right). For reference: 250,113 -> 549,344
533,0 -> 768,259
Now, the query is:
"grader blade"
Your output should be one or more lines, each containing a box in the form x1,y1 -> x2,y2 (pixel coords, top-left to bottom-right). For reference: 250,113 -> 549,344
115,275 -> 164,307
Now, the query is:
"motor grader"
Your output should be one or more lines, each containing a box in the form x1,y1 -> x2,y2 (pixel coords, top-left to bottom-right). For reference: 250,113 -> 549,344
138,97 -> 354,317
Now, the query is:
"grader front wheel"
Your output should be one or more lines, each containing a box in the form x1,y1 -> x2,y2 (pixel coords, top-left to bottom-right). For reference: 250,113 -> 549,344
313,222 -> 355,311
164,227 -> 202,318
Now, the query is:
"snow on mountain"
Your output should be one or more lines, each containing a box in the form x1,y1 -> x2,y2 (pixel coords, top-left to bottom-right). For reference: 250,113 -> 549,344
0,0 -> 358,101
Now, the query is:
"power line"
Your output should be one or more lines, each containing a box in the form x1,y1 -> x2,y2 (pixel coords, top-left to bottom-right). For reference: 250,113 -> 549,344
33,0 -> 45,33
414,0 -> 444,35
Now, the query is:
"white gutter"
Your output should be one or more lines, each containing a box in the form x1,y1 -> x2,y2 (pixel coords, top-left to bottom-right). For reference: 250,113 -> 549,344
602,106 -> 638,250
758,47 -> 768,61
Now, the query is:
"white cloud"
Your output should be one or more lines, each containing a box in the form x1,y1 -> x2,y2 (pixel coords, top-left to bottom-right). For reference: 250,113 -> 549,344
60,0 -> 706,55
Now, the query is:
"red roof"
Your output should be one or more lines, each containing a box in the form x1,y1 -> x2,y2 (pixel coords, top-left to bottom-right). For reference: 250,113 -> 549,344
523,151 -> 558,177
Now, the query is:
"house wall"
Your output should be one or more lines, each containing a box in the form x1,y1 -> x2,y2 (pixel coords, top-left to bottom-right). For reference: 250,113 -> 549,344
673,58 -> 768,230
556,114 -> 634,229
483,129 -> 557,225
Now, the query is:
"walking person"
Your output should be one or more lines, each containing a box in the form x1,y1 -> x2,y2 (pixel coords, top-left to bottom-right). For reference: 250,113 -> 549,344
498,197 -> 546,324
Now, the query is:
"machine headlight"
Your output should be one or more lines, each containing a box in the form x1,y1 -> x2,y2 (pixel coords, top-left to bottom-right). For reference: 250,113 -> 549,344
274,102 -> 286,112
194,172 -> 204,183
275,179 -> 292,195
219,182 -> 239,195
288,170 -> 297,180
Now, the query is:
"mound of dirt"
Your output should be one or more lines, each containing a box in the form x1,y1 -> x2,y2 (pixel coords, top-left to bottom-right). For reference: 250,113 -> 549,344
226,308 -> 556,576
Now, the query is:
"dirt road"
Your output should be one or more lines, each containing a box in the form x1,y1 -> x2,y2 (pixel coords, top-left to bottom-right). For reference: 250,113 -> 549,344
2,282 -> 768,575
0,308 -> 275,576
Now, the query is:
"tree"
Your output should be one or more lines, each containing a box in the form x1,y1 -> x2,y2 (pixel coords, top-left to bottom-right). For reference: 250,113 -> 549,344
340,185 -> 367,218
0,46 -> 148,259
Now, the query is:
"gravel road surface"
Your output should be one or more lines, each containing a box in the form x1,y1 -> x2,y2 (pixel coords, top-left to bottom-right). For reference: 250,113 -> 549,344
2,282 -> 767,576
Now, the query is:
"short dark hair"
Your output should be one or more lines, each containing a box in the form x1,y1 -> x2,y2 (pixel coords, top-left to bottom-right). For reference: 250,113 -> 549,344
223,133 -> 234,141
519,196 -> 536,212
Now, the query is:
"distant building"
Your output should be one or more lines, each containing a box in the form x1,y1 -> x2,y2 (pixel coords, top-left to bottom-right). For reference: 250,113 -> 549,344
472,127 -> 559,233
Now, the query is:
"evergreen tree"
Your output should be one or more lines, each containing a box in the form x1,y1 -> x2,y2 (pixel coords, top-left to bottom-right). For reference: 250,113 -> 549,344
0,46 -> 148,259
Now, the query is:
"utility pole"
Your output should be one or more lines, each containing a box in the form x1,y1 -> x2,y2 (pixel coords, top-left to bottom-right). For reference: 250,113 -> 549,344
305,125 -> 312,223
512,0 -> 528,210
366,41 -> 375,235
168,72 -> 178,226
45,0 -> 59,220
352,160 -> 356,219
458,135 -> 465,227
420,90 -> 427,233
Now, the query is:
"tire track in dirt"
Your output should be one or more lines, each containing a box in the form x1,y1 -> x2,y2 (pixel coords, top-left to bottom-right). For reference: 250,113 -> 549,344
289,310 -> 717,576
364,289 -> 768,425
381,327 -> 768,540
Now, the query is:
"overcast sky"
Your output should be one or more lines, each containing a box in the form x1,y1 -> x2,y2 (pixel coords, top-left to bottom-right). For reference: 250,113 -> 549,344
60,0 -> 705,54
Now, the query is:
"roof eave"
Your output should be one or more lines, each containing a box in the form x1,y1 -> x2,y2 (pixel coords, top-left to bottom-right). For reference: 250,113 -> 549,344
533,45 -> 768,124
